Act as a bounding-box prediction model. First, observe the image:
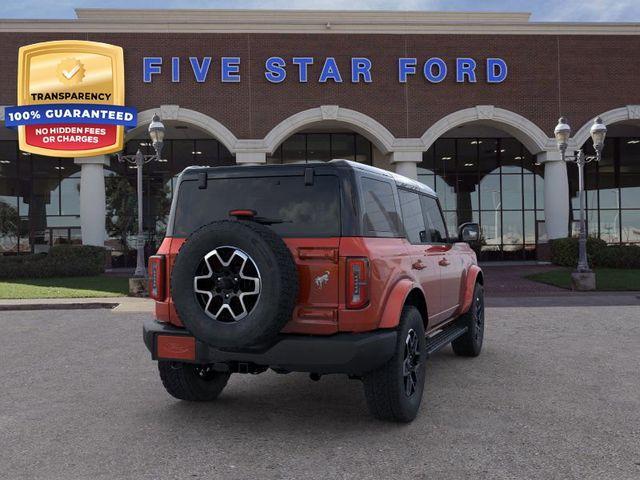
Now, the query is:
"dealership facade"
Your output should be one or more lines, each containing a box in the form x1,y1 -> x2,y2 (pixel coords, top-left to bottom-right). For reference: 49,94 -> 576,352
0,9 -> 639,262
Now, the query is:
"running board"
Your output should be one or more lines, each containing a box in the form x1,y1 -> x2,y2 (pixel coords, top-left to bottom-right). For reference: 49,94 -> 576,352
425,324 -> 468,356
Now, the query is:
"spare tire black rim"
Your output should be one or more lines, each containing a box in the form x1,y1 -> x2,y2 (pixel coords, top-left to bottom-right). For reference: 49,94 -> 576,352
193,246 -> 261,322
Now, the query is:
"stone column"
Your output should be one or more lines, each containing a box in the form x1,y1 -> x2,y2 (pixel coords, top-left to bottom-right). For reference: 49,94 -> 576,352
538,151 -> 569,240
74,155 -> 109,246
236,151 -> 267,165
390,151 -> 422,180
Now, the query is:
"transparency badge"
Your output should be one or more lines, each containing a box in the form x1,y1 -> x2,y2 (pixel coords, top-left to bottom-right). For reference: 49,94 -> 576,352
5,40 -> 137,157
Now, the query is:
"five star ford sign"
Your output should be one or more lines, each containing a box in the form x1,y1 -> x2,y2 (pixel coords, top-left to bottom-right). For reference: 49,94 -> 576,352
5,40 -> 137,157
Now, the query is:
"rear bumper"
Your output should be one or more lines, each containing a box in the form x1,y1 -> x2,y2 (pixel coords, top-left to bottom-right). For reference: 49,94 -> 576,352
143,320 -> 397,375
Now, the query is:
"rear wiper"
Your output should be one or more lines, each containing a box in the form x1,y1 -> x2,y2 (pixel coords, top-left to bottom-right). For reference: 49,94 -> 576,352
253,217 -> 287,225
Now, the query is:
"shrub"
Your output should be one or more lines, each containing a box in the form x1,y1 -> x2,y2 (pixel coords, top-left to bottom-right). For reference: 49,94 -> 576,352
550,237 -> 640,269
593,244 -> 640,269
0,245 -> 107,279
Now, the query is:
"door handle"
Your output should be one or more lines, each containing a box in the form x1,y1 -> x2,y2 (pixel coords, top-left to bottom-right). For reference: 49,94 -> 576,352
412,260 -> 426,270
438,258 -> 450,267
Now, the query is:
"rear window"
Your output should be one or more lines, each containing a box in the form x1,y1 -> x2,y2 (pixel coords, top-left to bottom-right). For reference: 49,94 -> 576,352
172,175 -> 341,237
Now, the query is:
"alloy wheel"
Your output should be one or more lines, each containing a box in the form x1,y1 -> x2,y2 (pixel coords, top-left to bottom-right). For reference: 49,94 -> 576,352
193,246 -> 261,322
403,329 -> 421,397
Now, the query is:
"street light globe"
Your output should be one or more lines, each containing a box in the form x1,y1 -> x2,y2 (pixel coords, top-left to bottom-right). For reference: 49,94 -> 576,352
554,117 -> 571,152
590,116 -> 607,153
148,113 -> 165,144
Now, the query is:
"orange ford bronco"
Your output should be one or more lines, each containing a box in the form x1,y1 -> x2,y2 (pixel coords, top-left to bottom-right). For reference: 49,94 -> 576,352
144,160 -> 484,422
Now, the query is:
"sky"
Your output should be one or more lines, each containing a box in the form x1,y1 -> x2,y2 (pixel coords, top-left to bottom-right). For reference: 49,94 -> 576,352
0,0 -> 639,22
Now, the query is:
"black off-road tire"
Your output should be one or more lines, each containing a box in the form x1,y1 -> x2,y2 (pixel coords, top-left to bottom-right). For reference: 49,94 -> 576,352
171,220 -> 298,349
362,305 -> 427,423
158,361 -> 231,401
452,283 -> 485,357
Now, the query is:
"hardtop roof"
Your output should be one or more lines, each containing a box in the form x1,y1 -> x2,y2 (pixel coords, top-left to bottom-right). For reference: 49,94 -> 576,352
181,159 -> 437,197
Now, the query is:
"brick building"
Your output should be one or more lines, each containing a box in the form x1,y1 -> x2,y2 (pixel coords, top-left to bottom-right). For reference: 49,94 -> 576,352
0,9 -> 639,262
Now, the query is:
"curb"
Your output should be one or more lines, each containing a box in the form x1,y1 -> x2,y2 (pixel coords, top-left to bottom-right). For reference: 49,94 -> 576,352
0,302 -> 120,311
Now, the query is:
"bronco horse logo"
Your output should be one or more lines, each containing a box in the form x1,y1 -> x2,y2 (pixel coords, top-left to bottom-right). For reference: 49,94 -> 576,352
314,271 -> 330,289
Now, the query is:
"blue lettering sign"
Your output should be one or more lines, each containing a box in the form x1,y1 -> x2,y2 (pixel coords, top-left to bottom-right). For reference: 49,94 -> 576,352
424,58 -> 447,83
143,57 -> 162,83
487,58 -> 508,83
292,57 -> 314,82
456,58 -> 477,83
171,57 -> 180,83
265,56 -> 287,83
141,55 -> 508,85
351,57 -> 372,83
319,57 -> 342,83
189,57 -> 211,83
398,58 -> 417,83
221,57 -> 241,83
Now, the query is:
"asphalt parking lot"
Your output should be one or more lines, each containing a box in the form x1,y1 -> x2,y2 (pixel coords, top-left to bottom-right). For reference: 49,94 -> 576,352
1,304 -> 639,480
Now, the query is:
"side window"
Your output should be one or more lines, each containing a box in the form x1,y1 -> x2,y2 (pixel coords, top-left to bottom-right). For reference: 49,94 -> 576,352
361,177 -> 401,236
420,195 -> 448,243
398,189 -> 427,244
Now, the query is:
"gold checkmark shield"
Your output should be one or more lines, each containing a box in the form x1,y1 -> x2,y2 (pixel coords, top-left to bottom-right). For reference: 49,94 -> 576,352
17,40 -> 125,157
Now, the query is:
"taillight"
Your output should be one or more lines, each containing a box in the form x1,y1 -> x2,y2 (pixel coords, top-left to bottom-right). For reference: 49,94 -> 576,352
346,257 -> 370,309
148,255 -> 166,301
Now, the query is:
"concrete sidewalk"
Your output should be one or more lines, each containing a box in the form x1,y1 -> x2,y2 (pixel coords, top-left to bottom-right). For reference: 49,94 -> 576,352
1,290 -> 639,312
0,296 -> 154,313
0,263 -> 638,312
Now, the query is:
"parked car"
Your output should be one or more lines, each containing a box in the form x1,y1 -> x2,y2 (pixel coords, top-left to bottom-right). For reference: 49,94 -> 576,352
143,160 -> 484,422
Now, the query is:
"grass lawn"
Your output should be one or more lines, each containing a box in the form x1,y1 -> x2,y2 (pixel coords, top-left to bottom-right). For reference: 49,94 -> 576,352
526,268 -> 640,291
0,276 -> 130,299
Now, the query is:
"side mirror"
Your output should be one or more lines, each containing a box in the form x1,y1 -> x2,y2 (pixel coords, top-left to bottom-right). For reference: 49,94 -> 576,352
458,222 -> 480,243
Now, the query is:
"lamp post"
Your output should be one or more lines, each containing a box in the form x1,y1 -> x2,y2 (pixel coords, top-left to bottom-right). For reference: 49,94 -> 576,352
117,113 -> 165,277
553,116 -> 607,288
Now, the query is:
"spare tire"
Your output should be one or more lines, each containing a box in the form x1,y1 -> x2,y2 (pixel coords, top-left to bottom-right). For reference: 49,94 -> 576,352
171,220 -> 298,348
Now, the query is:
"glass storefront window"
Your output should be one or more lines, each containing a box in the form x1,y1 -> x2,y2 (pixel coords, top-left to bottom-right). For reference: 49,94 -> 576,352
60,176 -> 80,216
355,134 -> 372,164
568,136 -> 640,244
478,139 -> 498,174
479,175 -> 501,211
502,210 -> 524,248
171,140 -> 196,174
332,134 -> 355,161
456,138 -> 477,173
420,136 -> 545,259
421,147 -> 435,171
524,210 -> 536,245
500,138 -> 523,174
282,134 -> 306,163
194,139 -> 219,165
271,132 -> 372,164
267,145 -> 282,164
621,210 -> 640,243
523,174 -> 536,210
307,134 -> 330,162
434,139 -> 455,175
599,209 -> 620,243
480,210 -> 501,247
417,170 -> 435,191
31,155 -> 60,178
455,175 -> 479,211
436,175 -> 457,211
621,174 -> 640,209
501,175 -> 523,211
0,141 -> 18,178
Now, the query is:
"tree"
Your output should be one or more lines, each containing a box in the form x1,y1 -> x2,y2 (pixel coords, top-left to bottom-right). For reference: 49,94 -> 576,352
105,176 -> 137,252
0,201 -> 20,252
104,175 -> 173,252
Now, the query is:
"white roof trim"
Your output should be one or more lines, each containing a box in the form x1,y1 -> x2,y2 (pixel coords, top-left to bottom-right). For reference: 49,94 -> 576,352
0,9 -> 638,35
